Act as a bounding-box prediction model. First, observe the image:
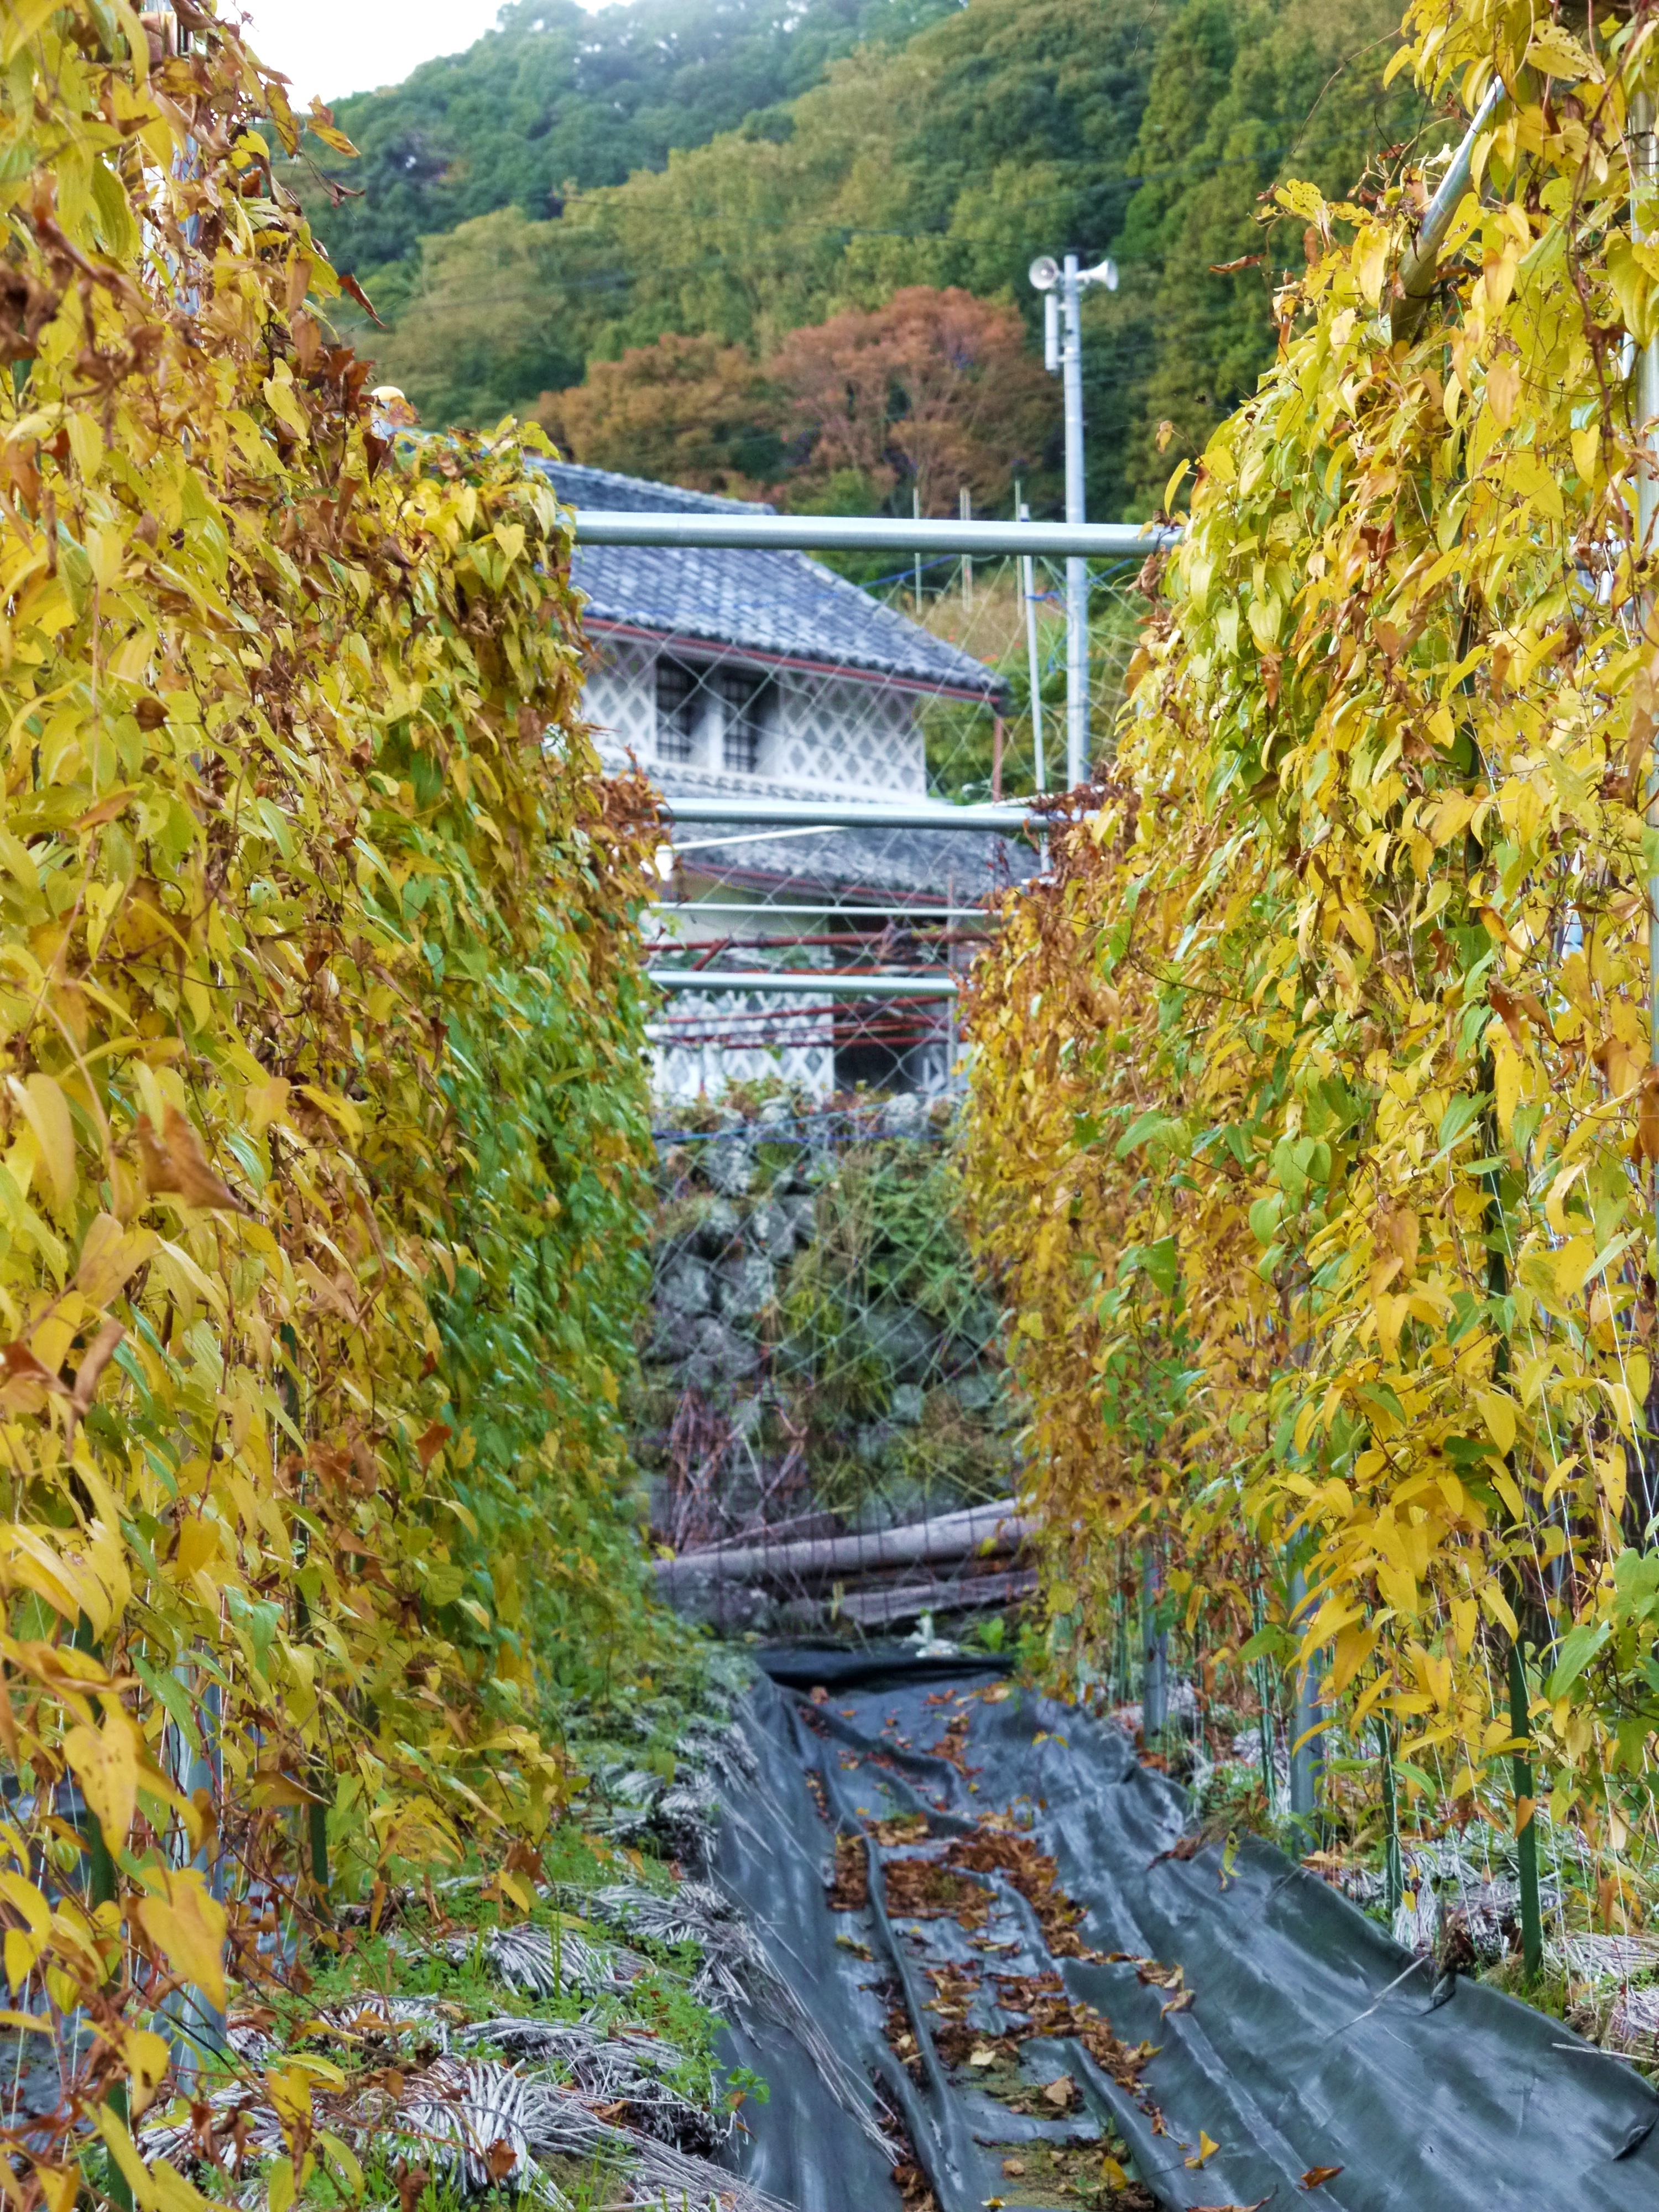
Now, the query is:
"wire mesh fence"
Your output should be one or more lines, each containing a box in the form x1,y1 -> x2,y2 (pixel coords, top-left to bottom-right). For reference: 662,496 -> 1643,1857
567,476 -> 1149,1632
628,1094 -> 1027,1637
636,547 -> 1145,1098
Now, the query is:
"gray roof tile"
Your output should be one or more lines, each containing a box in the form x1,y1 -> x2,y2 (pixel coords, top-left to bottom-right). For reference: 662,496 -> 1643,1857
541,461 -> 1001,697
656,765 -> 1037,900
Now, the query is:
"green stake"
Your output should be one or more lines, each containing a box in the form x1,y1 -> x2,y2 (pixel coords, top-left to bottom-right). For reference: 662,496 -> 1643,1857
1377,1713 -> 1402,1920
1509,1640 -> 1543,1983
73,1619 -> 133,2212
1479,1070 -> 1542,1983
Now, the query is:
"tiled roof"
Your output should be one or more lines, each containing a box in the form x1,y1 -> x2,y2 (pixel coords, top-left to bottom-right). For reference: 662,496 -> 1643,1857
656,765 -> 1038,901
539,460 -> 1002,697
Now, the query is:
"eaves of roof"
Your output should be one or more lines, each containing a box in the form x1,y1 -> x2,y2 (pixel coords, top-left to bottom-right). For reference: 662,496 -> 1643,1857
536,458 -> 1006,701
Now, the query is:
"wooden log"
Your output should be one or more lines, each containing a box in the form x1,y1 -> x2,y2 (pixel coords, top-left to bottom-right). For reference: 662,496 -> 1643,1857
656,1498 -> 1029,1595
817,1566 -> 1038,1629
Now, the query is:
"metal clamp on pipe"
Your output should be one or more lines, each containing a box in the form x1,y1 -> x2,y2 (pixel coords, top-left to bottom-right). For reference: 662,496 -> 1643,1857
1390,77 -> 1508,346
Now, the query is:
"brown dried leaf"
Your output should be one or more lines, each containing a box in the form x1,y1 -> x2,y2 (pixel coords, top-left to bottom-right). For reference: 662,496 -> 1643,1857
0,1343 -> 67,1394
137,1105 -> 246,1212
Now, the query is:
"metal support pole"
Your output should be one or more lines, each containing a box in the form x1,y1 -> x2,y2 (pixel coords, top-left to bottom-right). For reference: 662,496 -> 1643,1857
1020,498 -> 1046,792
1062,252 -> 1089,789
660,795 -> 1041,831
1288,1564 -> 1323,1829
1141,1542 -> 1168,1739
1390,78 -> 1508,345
1509,1642 -> 1543,1980
913,483 -> 924,610
649,969 -> 958,998
570,509 -> 1175,558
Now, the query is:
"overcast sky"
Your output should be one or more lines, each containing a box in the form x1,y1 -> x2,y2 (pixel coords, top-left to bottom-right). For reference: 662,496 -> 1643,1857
243,0 -> 592,108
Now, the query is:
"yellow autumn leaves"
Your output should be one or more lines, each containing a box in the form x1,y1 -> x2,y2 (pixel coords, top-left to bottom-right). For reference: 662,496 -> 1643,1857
966,9 -> 1659,1854
0,0 -> 656,2187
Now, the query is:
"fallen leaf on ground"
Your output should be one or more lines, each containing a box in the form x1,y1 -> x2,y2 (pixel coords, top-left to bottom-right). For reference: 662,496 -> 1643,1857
1185,2131 -> 1220,2169
1302,2168 -> 1344,2189
1040,2073 -> 1073,2108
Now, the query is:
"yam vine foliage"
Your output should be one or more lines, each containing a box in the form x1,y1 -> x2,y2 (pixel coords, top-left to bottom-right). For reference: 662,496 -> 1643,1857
964,2 -> 1659,1861
0,0 -> 655,2182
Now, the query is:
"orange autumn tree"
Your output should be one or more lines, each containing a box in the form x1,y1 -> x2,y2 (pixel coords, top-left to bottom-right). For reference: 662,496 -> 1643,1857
545,285 -> 1056,510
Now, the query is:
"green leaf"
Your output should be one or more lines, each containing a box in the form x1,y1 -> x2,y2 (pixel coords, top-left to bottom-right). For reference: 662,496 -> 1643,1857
1545,1621 -> 1610,1701
1115,1110 -> 1175,1159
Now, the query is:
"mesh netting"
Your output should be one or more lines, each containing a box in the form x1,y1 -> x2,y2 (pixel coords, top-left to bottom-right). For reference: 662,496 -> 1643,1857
629,1096 -> 1024,1635
614,547 -> 1145,1098
580,510 -> 1142,1628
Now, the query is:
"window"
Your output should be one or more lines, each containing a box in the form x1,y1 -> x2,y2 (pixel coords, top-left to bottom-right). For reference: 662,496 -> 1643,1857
718,667 -> 772,774
655,657 -> 700,763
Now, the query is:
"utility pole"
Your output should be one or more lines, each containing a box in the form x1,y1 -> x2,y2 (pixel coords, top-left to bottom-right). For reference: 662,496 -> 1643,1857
1031,250 -> 1117,788
1016,488 -> 1045,793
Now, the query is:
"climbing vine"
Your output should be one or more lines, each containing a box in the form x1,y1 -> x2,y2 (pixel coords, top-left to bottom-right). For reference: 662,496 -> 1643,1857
0,0 -> 655,2190
965,1 -> 1659,1888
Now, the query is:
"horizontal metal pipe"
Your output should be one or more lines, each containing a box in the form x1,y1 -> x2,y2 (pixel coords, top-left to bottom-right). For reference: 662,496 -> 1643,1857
1392,77 -> 1507,341
646,968 -> 958,998
662,796 -> 1041,831
573,511 -> 1180,557
653,901 -> 994,919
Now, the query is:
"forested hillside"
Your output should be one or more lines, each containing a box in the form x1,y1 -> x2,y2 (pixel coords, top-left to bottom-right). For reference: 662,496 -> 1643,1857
301,0 -> 959,269
298,0 -> 1425,515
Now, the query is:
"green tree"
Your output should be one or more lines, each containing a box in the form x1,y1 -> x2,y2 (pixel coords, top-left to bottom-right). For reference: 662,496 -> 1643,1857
325,0 -> 1414,520
292,0 -> 961,273
1116,0 -> 1418,505
367,205 -> 588,424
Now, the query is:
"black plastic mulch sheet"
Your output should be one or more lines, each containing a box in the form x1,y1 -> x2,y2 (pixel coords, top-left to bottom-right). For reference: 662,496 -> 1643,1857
713,1652 -> 1659,2212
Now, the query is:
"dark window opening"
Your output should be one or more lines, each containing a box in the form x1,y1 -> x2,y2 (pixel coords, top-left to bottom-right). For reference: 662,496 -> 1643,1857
656,656 -> 701,763
718,667 -> 772,774
832,996 -> 943,1096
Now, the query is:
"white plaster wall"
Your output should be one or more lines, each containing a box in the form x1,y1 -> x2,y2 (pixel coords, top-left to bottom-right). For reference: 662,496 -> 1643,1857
581,636 -> 926,799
